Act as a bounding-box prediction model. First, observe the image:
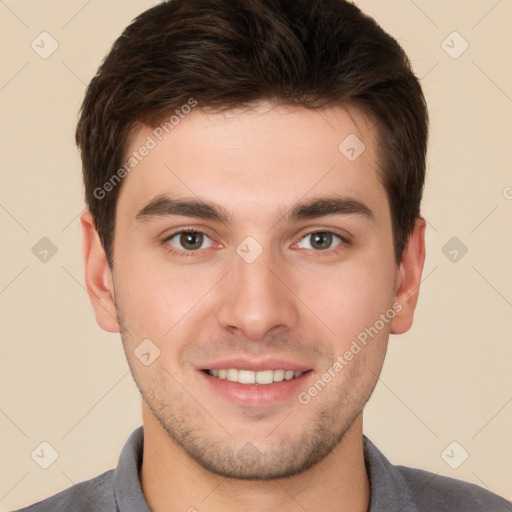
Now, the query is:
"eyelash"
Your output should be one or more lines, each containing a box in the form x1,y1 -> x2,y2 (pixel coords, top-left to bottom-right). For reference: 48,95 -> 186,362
162,228 -> 349,257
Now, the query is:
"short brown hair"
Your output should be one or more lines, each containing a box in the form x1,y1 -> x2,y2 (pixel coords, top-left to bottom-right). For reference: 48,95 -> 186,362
76,0 -> 428,267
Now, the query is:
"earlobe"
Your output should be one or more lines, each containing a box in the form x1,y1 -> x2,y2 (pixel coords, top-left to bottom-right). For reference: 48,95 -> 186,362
390,217 -> 426,335
80,211 -> 120,333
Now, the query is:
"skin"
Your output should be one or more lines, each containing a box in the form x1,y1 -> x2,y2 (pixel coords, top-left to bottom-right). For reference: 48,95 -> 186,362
81,102 -> 425,512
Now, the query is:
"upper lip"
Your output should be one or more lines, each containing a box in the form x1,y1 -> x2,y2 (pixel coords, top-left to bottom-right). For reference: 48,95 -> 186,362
199,358 -> 312,372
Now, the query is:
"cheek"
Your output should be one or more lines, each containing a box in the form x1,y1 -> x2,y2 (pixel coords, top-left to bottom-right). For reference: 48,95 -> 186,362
299,254 -> 397,344
113,253 -> 220,342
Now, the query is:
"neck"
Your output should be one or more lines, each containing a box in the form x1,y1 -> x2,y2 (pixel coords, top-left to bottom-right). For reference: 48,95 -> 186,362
140,401 -> 370,512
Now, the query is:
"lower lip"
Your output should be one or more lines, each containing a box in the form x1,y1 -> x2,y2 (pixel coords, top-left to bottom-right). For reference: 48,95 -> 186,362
199,370 -> 313,407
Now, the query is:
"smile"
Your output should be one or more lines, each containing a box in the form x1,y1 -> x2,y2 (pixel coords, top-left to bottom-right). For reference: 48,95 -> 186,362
206,369 -> 305,385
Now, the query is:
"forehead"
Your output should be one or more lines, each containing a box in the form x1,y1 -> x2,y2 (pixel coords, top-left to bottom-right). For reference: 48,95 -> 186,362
116,102 -> 388,228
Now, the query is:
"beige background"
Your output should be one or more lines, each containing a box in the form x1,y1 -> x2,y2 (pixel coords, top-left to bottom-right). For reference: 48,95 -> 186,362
1,0 -> 511,509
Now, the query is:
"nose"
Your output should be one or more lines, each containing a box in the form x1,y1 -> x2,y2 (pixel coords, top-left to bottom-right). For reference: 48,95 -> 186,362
216,242 -> 299,341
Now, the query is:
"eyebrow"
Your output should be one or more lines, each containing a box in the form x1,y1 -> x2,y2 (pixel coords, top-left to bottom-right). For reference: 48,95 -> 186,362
135,194 -> 375,225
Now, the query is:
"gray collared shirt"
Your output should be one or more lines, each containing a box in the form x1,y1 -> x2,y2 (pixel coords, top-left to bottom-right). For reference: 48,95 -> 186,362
16,426 -> 511,511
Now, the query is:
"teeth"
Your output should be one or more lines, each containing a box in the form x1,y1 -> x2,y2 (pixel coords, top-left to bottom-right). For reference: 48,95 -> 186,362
226,368 -> 238,382
208,368 -> 304,385
238,370 -> 255,384
273,369 -> 285,382
255,370 -> 273,384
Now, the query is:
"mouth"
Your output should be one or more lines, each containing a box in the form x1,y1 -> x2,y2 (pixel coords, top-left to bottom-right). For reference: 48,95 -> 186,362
203,368 -> 306,385
198,358 -> 314,407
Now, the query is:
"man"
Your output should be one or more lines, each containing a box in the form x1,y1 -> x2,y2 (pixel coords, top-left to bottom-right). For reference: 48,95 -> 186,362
17,0 -> 511,510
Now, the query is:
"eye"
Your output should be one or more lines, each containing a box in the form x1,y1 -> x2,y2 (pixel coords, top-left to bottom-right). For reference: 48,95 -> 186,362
296,231 -> 345,251
164,229 -> 214,255
162,228 -> 348,257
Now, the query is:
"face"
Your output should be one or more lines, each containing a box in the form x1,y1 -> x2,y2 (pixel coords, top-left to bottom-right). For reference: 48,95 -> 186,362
86,102 -> 419,480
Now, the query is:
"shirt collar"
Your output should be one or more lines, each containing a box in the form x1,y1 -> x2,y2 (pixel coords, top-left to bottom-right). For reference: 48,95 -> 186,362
363,435 -> 419,512
113,426 -> 151,512
113,427 -> 419,512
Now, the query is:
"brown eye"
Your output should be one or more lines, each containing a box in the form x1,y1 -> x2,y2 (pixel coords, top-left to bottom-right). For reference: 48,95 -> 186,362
179,232 -> 204,250
165,230 -> 213,254
297,231 -> 344,251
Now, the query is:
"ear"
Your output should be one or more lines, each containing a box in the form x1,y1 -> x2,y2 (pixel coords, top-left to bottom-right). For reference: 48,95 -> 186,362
389,217 -> 426,335
80,210 -> 120,333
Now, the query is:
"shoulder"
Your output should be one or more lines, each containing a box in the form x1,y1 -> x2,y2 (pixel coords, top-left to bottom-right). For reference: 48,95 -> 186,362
397,465 -> 512,512
14,469 -> 116,512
